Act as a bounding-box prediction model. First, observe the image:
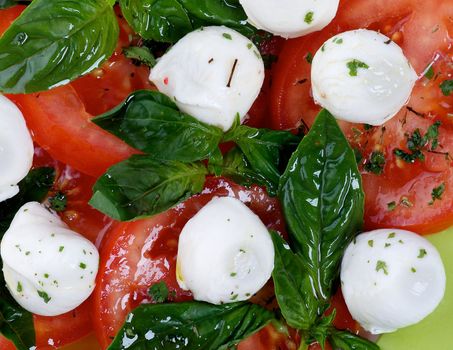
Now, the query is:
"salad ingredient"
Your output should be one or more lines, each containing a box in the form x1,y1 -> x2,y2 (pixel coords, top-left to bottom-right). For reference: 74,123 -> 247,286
311,29 -> 417,125
0,95 -> 33,202
1,202 -> 99,316
119,0 -> 255,43
0,167 -> 54,350
109,301 -> 274,350
149,26 -> 264,131
90,155 -> 208,221
0,0 -> 118,94
93,90 -> 224,162
93,177 -> 285,348
176,197 -> 274,304
239,0 -> 339,39
341,229 -> 446,334
279,109 -> 364,304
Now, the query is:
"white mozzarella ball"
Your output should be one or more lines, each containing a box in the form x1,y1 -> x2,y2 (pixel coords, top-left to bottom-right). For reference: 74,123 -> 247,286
176,196 -> 274,304
1,202 -> 99,316
0,95 -> 34,202
341,229 -> 446,334
240,0 -> 339,38
311,29 -> 418,125
149,26 -> 264,131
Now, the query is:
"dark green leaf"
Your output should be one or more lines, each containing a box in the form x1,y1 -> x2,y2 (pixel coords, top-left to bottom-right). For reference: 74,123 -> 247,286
48,191 -> 67,212
329,330 -> 380,350
119,0 -> 255,43
0,0 -> 15,9
224,122 -> 301,196
89,155 -> 208,221
440,79 -> 453,96
0,0 -> 118,93
363,151 -> 385,175
220,147 -> 274,191
278,109 -> 364,303
148,282 -> 169,303
123,46 -> 156,67
93,90 -> 224,163
429,182 -> 445,205
308,312 -> 336,348
0,167 -> 54,350
108,301 -> 274,350
0,167 -> 55,235
271,232 -> 318,330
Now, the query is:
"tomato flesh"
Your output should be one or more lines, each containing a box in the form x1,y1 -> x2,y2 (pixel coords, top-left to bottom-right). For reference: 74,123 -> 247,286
94,177 -> 287,349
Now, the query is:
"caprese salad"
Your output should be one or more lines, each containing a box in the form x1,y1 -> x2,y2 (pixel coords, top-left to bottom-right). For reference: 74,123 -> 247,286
0,0 -> 452,350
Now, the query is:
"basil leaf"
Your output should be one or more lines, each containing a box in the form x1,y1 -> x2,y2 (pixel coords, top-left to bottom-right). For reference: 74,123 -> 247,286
271,232 -> 319,330
0,167 -> 55,235
93,90 -> 224,163
0,0 -> 118,93
329,330 -> 380,350
220,147 -> 274,191
224,123 -> 301,196
108,301 -> 274,350
123,46 -> 156,67
90,155 -> 208,221
119,0 -> 193,43
0,167 -> 55,350
119,0 -> 255,43
0,0 -> 15,9
279,109 -> 364,303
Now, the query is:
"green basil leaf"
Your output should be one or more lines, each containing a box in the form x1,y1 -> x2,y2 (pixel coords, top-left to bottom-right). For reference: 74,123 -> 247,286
93,90 -> 224,163
0,0 -> 15,9
123,46 -> 156,67
108,301 -> 274,350
119,0 -> 193,43
0,167 -> 55,350
279,109 -> 364,303
0,0 -> 118,93
271,232 -> 318,330
119,0 -> 255,43
329,330 -> 380,350
177,0 -> 256,36
89,155 -> 208,221
221,147 -> 276,193
224,123 -> 301,196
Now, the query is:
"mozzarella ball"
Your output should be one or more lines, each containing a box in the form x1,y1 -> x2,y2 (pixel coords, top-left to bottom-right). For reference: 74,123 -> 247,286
341,229 -> 446,334
0,95 -> 34,202
240,0 -> 339,38
1,202 -> 99,316
311,29 -> 418,125
176,196 -> 274,304
149,26 -> 264,131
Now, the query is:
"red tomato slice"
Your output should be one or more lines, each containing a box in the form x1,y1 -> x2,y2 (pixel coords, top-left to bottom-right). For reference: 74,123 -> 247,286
93,177 -> 287,349
0,6 -> 25,36
0,336 -> 15,350
270,0 -> 453,233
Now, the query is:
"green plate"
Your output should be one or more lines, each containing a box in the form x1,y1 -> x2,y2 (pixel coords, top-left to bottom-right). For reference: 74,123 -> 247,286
378,227 -> 453,350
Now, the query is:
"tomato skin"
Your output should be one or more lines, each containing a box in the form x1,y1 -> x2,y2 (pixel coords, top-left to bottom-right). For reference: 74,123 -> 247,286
0,5 -> 25,36
0,336 -> 16,350
271,0 -> 453,233
94,177 -> 287,349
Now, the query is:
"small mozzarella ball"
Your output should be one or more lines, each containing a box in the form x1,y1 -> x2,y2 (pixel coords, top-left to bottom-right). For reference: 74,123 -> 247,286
1,202 -> 99,316
240,0 -> 339,39
0,95 -> 34,202
341,229 -> 446,334
176,196 -> 274,304
311,29 -> 417,125
149,26 -> 264,131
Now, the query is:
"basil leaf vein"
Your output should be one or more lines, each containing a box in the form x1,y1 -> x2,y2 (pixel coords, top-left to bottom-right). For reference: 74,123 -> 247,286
0,0 -> 118,93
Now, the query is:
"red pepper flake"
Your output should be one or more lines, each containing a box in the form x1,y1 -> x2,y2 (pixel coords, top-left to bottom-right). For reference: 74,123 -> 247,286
164,77 -> 169,85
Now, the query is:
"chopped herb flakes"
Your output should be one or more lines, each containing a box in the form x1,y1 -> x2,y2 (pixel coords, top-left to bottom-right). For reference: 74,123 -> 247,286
347,59 -> 369,76
148,282 -> 169,303
59,246 -> 64,252
368,240 -> 374,247
222,33 -> 232,40
230,272 -> 237,277
440,79 -> 453,96
364,151 -> 386,175
424,65 -> 434,80
387,201 -> 397,211
37,290 -> 51,303
388,232 -> 396,239
376,260 -> 389,275
48,191 -> 67,212
17,282 -> 23,293
333,37 -> 343,44
418,249 -> 427,259
384,243 -> 391,248
430,183 -> 445,205
305,52 -> 313,64
304,11 -> 314,24
79,262 -> 87,269
411,267 -> 417,273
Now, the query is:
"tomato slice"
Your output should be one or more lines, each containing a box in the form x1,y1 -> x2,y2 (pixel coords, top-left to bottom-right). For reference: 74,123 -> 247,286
93,177 -> 287,349
270,0 -> 453,233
